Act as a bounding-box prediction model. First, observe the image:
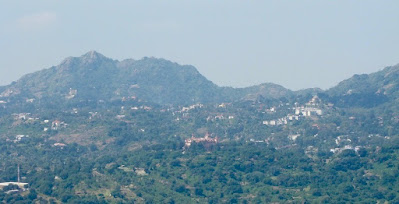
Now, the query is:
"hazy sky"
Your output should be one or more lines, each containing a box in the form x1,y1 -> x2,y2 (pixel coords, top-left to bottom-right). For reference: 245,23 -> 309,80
1,1 -> 399,90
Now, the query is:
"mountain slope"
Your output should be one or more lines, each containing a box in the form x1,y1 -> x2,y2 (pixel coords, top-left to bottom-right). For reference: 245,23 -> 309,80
0,51 -> 222,105
237,83 -> 293,101
0,51 -> 292,105
3,51 -> 399,107
325,64 -> 399,108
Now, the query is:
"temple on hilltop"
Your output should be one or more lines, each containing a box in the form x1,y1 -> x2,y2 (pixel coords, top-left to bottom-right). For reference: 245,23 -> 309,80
184,133 -> 218,148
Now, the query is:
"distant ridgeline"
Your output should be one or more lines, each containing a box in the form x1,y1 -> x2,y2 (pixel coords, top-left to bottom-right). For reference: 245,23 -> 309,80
0,51 -> 299,107
0,51 -> 398,109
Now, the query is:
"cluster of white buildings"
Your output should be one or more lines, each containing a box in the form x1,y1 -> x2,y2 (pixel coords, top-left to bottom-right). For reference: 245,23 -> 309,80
181,103 -> 203,112
184,133 -> 218,148
207,114 -> 235,121
335,135 -> 352,145
51,120 -> 67,130
11,113 -> 40,123
330,145 -> 362,154
131,105 -> 152,111
12,113 -> 31,121
263,96 -> 324,126
263,114 -> 300,126
14,135 -> 29,143
294,107 -> 323,117
297,95 -> 323,116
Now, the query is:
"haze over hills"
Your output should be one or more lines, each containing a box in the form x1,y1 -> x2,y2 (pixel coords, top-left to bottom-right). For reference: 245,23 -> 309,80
2,52 -> 399,203
2,51 -> 399,108
321,64 -> 399,108
1,51 -> 222,105
0,51 -> 310,106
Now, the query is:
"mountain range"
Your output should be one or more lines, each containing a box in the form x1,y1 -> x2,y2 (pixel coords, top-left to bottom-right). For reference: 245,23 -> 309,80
2,51 -> 399,203
1,51 -> 398,108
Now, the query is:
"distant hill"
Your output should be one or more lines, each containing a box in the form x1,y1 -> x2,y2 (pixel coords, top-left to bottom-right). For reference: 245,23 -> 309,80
1,51 -> 399,108
325,64 -> 399,108
0,51 -> 293,105
238,83 -> 294,101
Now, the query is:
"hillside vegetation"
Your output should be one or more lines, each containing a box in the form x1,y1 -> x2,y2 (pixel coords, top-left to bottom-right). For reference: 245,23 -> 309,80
1,52 -> 399,203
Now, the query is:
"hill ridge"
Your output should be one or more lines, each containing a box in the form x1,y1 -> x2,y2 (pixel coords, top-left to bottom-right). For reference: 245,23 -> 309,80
1,51 -> 399,107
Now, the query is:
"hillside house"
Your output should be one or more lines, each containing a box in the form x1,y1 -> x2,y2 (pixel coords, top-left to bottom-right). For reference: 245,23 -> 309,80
66,88 -> 77,99
12,113 -> 31,120
14,135 -> 29,143
51,120 -> 67,130
54,143 -> 67,147
26,99 -> 35,103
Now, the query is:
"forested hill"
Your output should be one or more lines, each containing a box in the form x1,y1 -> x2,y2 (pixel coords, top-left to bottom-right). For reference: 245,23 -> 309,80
328,64 -> 399,97
0,51 -> 221,105
323,64 -> 399,108
2,51 -> 399,109
0,51 -> 291,106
